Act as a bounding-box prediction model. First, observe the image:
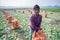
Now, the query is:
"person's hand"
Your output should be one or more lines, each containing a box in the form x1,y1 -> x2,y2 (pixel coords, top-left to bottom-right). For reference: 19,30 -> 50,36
38,27 -> 42,30
35,27 -> 39,32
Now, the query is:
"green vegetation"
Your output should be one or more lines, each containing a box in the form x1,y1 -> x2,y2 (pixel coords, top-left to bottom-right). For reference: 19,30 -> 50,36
41,8 -> 60,12
0,8 -> 60,40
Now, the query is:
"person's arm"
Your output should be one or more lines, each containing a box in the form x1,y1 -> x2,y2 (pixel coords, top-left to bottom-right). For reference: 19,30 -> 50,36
30,16 -> 37,31
40,16 -> 42,26
38,16 -> 42,30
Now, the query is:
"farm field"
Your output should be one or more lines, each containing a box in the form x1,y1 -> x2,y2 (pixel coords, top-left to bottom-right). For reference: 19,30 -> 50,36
0,8 -> 60,40
41,8 -> 60,12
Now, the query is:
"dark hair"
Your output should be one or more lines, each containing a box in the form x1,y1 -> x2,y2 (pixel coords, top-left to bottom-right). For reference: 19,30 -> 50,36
33,4 -> 40,10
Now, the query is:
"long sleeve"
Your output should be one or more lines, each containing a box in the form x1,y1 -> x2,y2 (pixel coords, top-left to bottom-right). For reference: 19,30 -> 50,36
38,15 -> 42,30
30,16 -> 37,31
30,14 -> 42,31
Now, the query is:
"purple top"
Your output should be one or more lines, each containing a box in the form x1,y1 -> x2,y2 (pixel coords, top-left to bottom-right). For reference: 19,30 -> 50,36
30,14 -> 42,31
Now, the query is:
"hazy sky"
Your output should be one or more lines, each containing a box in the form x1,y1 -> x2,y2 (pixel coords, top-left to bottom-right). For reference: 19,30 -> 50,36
0,0 -> 60,7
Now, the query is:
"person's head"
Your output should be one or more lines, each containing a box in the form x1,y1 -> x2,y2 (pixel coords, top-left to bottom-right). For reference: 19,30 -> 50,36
33,4 -> 40,15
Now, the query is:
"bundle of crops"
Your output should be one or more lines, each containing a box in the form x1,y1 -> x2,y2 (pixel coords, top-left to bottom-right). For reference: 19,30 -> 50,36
32,30 -> 46,40
11,19 -> 19,30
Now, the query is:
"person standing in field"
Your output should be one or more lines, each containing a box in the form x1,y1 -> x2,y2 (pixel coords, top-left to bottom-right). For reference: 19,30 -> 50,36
30,5 -> 42,40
